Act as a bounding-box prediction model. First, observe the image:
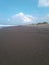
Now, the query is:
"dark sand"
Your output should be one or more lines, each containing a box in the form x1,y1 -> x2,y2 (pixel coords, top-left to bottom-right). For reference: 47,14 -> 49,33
0,25 -> 49,65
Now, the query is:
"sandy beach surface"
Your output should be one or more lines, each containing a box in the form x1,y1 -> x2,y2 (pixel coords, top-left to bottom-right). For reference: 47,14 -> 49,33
0,25 -> 49,65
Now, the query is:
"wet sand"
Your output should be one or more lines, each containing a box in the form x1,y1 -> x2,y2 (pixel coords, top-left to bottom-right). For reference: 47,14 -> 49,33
0,25 -> 49,65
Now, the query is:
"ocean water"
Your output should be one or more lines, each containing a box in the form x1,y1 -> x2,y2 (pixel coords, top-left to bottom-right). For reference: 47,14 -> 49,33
0,25 -> 15,29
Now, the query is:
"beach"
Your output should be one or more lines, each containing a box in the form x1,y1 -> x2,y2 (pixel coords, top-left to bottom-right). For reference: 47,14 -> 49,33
0,25 -> 49,65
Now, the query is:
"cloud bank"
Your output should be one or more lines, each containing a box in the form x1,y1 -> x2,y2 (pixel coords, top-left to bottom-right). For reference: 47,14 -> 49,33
38,0 -> 49,7
8,12 -> 49,25
8,12 -> 36,25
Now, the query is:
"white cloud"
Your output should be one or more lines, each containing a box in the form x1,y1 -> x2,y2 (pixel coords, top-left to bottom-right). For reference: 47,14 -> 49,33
38,0 -> 49,7
8,12 -> 36,24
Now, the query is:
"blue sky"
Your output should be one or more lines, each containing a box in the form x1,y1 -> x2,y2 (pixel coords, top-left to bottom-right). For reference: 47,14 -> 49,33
0,0 -> 49,25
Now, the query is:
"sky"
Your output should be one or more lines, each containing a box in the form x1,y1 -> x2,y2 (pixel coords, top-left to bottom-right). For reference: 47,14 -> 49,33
0,0 -> 49,25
